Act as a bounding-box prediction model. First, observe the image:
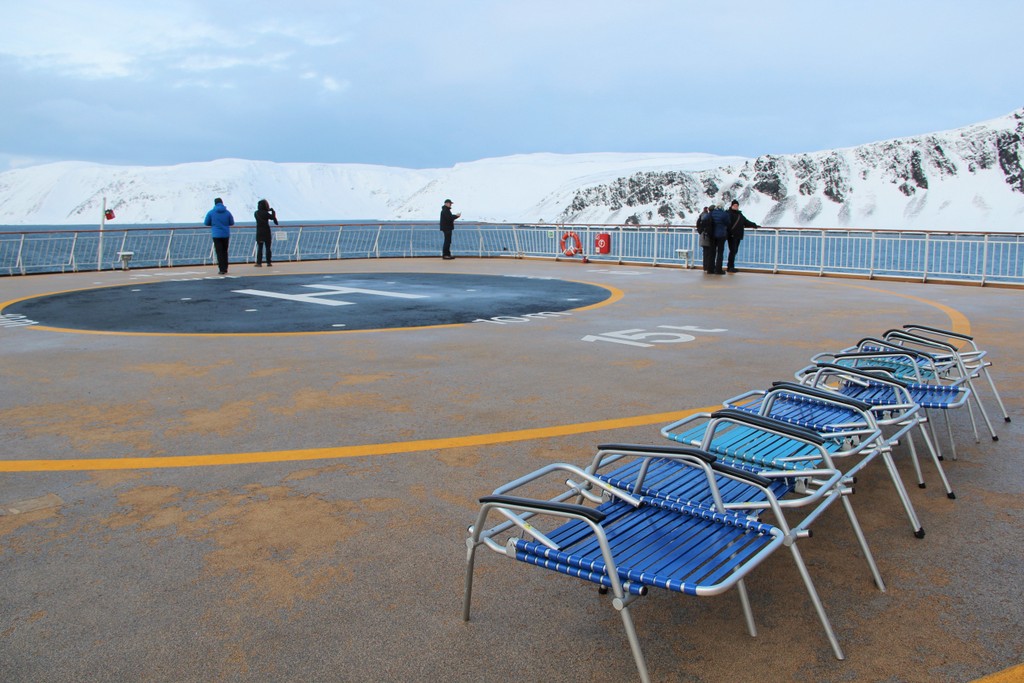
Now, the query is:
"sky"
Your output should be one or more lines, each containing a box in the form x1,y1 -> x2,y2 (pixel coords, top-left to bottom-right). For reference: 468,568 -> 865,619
2,1 -> 1022,172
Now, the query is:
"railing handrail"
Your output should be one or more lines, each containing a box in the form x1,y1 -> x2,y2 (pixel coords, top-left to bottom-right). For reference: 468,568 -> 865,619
1,223 -> 1021,287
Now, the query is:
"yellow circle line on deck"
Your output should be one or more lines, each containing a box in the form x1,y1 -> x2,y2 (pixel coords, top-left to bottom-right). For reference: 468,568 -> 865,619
0,280 -> 969,473
839,282 -> 971,336
0,408 -> 705,472
1,276 -> 624,337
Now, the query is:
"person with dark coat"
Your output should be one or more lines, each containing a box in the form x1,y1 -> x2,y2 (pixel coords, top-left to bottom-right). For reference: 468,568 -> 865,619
695,206 -> 713,273
439,198 -> 461,259
254,199 -> 278,267
708,204 -> 731,274
725,200 -> 758,272
204,197 -> 235,275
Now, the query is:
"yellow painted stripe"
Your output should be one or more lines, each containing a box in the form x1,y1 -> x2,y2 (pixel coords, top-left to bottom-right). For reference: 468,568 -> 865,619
0,276 -> 974,473
841,282 -> 971,336
971,664 -> 1024,683
0,408 -> 706,472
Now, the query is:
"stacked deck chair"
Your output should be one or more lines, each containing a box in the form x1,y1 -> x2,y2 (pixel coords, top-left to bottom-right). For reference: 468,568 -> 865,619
884,324 -> 1010,437
817,323 -> 1009,445
807,345 -> 975,462
610,410 -> 886,591
793,362 -> 962,499
718,382 -> 928,539
464,453 -> 844,683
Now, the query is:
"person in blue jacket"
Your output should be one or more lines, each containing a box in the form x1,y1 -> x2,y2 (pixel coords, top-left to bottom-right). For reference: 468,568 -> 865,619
708,204 -> 731,274
204,197 -> 235,274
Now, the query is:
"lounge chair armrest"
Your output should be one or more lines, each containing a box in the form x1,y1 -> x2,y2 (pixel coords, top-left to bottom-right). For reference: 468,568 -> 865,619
813,362 -> 910,388
596,443 -> 716,463
883,330 -> 957,355
835,349 -> 927,361
709,462 -> 772,488
709,408 -> 825,445
902,323 -> 972,341
479,494 -> 607,524
769,381 -> 872,411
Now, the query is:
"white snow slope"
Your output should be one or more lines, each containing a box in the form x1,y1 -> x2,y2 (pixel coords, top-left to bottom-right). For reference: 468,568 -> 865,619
0,110 -> 1021,231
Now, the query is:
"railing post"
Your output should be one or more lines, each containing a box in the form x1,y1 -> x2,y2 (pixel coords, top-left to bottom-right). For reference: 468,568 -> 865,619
923,232 -> 930,282
869,231 -> 876,279
981,233 -> 989,286
772,229 -> 779,274
818,230 -> 826,276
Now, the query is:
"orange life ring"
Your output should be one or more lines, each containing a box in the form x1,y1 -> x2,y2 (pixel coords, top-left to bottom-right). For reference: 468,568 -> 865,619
560,231 -> 582,257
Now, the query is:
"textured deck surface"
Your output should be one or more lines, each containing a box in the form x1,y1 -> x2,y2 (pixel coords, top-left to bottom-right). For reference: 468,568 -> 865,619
1,258 -> 1022,682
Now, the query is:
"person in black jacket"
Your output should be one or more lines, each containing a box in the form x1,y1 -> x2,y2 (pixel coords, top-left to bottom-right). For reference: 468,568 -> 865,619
254,199 -> 278,267
695,206 -> 713,273
725,200 -> 757,272
439,199 -> 461,259
708,205 -> 731,274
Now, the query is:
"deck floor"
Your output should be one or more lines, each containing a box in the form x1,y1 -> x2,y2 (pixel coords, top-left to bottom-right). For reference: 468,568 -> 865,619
1,258 -> 1022,682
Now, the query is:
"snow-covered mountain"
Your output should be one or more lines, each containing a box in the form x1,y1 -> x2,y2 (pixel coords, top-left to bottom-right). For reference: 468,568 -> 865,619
1,109 -> 1022,231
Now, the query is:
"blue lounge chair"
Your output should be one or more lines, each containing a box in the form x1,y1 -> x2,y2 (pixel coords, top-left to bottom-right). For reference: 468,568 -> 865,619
794,362 -> 963,498
720,382 -> 927,538
464,455 -> 844,683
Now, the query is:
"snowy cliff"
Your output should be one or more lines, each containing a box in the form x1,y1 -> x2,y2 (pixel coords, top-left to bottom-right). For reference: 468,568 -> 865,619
1,109 -> 1021,231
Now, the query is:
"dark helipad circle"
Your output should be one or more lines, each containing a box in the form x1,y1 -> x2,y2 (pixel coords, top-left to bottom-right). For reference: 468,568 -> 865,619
4,272 -> 615,334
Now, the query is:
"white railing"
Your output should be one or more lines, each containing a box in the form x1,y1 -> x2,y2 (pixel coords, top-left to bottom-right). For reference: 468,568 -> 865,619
1,223 -> 1021,286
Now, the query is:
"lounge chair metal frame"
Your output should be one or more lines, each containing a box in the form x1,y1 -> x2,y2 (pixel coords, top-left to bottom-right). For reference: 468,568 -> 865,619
463,455 -> 843,683
721,381 -> 927,538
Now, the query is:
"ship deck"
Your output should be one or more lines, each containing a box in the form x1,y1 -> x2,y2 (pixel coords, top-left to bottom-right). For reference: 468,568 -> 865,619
1,258 -> 1022,683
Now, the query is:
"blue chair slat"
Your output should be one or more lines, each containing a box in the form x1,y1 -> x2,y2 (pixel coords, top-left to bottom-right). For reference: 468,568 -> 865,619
596,458 -> 787,506
525,498 -> 778,596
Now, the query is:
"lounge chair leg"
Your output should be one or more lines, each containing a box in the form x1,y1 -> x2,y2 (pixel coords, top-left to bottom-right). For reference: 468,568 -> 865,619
736,579 -> 757,637
942,410 -> 957,461
916,422 -> 956,500
616,604 -> 651,683
840,495 -> 886,592
787,543 -> 845,660
965,385 -> 982,444
462,537 -> 479,621
880,449 -> 925,538
970,379 -> 999,441
980,367 -> 1010,422
904,432 -> 926,488
925,409 -> 944,460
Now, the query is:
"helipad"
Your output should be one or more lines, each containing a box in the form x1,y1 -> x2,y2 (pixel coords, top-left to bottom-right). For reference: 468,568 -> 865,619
3,272 -> 617,334
0,258 -> 1021,683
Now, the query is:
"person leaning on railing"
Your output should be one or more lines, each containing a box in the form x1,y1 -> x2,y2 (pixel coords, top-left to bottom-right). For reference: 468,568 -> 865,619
726,200 -> 758,273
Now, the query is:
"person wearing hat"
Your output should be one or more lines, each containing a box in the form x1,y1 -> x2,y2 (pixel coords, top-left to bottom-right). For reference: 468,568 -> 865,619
725,200 -> 758,272
204,197 -> 235,275
439,198 -> 461,259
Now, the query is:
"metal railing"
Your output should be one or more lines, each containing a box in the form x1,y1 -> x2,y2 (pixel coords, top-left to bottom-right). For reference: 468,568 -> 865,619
1,223 -> 1021,286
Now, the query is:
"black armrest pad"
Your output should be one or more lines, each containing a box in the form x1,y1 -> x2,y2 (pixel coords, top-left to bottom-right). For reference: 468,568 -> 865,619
709,462 -> 773,487
769,381 -> 873,411
710,408 -> 825,444
597,443 -> 716,463
836,349 -> 926,360
903,323 -> 971,341
814,362 -> 910,388
479,495 -> 607,524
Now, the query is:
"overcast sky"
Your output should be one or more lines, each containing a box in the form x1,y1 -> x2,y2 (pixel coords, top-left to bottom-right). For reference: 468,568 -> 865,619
2,1 -> 1021,171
